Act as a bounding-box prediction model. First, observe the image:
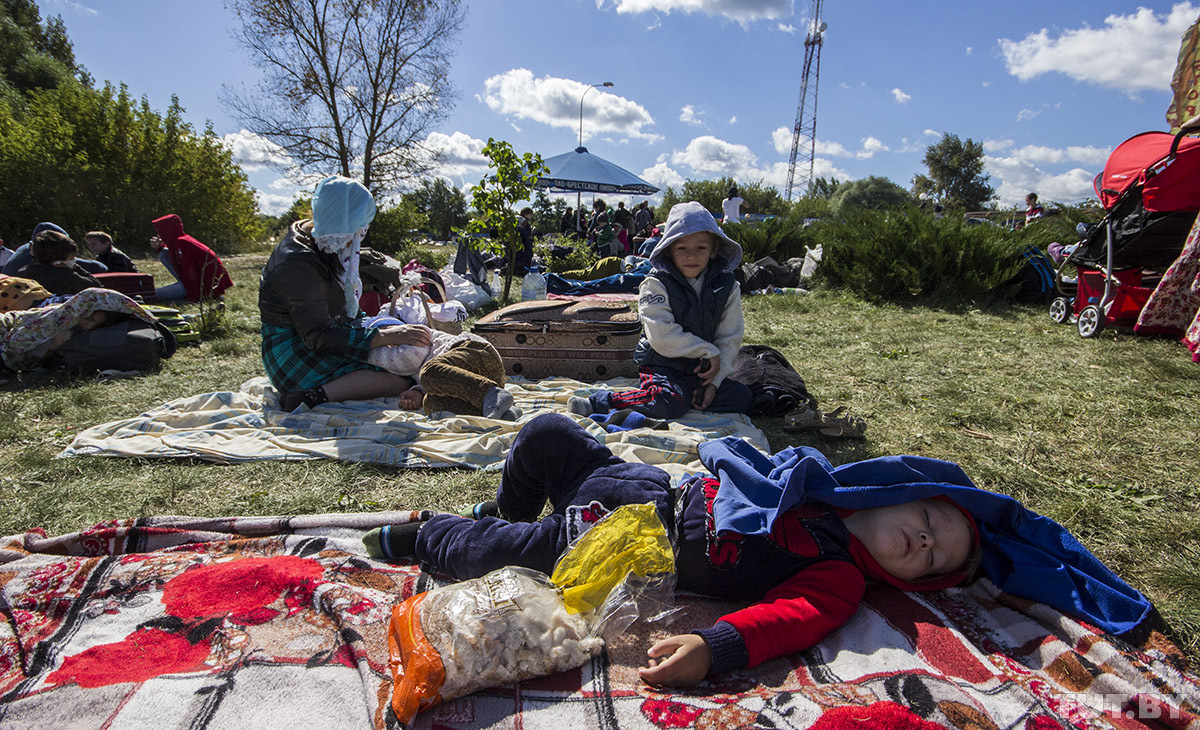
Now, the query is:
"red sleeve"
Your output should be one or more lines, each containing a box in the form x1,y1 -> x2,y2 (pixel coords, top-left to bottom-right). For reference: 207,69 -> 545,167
717,560 -> 866,668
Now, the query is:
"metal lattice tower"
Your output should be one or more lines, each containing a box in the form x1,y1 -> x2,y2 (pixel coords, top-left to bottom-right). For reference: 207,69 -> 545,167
785,0 -> 825,202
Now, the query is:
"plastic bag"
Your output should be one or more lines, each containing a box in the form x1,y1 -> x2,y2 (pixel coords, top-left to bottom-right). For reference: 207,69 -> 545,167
387,504 -> 675,725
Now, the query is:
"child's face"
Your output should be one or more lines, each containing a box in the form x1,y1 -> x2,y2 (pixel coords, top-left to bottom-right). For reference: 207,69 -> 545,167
669,232 -> 716,278
843,499 -> 972,582
84,237 -> 110,255
75,311 -> 110,332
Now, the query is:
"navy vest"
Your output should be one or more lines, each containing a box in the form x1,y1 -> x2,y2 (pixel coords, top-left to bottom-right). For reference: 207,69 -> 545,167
634,260 -> 735,374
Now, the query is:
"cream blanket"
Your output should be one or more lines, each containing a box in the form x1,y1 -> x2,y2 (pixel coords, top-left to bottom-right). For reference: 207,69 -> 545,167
59,375 -> 769,479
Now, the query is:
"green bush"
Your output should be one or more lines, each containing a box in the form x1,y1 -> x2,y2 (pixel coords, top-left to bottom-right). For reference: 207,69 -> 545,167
538,233 -> 598,273
723,209 -> 826,264
813,207 -> 1025,302
364,199 -> 426,258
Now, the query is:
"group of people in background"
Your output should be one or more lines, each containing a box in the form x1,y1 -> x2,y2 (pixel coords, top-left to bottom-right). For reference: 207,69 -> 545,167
0,216 -> 231,304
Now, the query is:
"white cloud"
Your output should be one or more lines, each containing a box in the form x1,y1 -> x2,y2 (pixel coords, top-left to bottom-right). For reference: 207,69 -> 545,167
999,3 -> 1199,94
1016,108 -> 1041,122
984,138 -> 1015,153
814,139 -> 852,157
729,115 -> 737,124
223,129 -> 291,170
598,0 -> 792,24
256,190 -> 299,217
48,0 -> 98,15
891,88 -> 912,104
420,131 -> 490,187
680,104 -> 704,126
986,141 -> 1114,206
480,69 -> 659,142
655,133 -> 849,197
640,160 -> 686,191
778,23 -> 796,34
966,46 -> 973,55
923,129 -> 940,137
857,136 -> 888,159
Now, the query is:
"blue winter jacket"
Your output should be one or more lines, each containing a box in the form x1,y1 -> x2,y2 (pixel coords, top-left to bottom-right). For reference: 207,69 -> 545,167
699,438 -> 1152,636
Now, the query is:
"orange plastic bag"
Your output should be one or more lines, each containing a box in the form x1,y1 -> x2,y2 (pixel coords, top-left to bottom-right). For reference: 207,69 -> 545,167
387,592 -> 446,725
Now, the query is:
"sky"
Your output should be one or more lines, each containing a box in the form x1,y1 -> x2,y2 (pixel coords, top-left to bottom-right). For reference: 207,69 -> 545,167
45,0 -> 1200,215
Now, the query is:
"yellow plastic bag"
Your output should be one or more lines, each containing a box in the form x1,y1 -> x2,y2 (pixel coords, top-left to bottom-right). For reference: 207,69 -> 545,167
550,503 -> 675,615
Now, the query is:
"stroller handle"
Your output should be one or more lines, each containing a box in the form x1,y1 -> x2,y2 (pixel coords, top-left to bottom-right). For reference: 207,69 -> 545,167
1169,114 -> 1200,157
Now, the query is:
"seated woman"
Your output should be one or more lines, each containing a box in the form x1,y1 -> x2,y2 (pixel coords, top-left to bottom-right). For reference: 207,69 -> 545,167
258,175 -> 432,411
150,214 -> 233,302
15,230 -> 103,296
0,288 -> 157,371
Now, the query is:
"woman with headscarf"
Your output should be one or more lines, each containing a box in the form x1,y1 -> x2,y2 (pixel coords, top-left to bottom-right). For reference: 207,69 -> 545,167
258,176 -> 431,411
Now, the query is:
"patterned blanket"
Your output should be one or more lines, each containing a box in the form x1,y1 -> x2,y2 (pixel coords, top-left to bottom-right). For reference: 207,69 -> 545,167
2,515 -> 1197,730
57,376 -> 768,480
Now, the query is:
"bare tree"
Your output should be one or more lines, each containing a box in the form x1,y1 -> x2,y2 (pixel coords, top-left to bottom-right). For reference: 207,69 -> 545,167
222,0 -> 465,195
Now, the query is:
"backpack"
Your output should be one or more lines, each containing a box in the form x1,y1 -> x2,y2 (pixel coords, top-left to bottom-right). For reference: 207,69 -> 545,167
51,317 -> 177,373
1004,244 -> 1057,302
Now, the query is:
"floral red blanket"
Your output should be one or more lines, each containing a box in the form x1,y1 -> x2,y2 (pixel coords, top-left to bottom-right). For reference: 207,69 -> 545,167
2,514 -> 1197,729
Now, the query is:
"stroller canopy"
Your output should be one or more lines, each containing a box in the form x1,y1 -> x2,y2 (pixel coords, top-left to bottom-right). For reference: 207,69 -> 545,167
1095,131 -> 1200,212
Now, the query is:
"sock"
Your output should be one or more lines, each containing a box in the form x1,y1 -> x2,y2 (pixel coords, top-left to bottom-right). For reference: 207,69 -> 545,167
459,500 -> 501,519
567,395 -> 593,416
280,386 -> 328,412
501,406 -> 522,421
362,522 -> 422,561
481,386 -> 514,418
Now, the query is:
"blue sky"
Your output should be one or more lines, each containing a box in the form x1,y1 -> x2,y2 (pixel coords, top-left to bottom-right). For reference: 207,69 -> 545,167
48,0 -> 1199,215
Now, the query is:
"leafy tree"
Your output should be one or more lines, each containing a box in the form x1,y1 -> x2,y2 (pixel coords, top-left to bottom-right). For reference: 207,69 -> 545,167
403,177 -> 467,241
829,176 -> 910,214
0,83 -> 261,251
0,0 -> 82,96
462,139 -> 547,302
656,177 -> 787,221
912,133 -> 996,211
365,198 -> 425,256
806,177 -> 841,199
530,190 -> 567,235
223,0 -> 466,197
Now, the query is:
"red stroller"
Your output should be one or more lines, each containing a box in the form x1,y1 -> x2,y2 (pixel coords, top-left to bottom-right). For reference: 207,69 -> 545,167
1050,119 -> 1200,337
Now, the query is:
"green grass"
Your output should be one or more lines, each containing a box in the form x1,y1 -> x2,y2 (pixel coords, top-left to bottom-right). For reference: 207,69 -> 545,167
3,254 -> 1199,660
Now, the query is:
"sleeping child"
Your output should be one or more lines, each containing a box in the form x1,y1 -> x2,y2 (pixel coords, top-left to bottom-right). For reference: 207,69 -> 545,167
366,413 -> 1152,687
361,313 -> 517,420
0,288 -> 159,371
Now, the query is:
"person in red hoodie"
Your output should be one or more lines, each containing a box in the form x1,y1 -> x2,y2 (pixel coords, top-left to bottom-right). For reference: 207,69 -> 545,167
150,214 -> 233,303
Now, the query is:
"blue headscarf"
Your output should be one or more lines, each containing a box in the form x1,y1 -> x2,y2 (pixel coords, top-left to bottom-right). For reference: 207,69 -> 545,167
310,177 -> 376,318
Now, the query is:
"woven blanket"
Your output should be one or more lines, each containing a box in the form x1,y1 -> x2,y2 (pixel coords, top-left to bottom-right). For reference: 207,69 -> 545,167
57,376 -> 767,479
2,515 -> 1197,730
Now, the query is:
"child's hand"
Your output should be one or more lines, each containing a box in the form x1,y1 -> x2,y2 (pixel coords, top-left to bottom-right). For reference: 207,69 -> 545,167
692,383 -> 716,410
398,387 -> 425,411
638,634 -> 711,687
693,357 -> 717,384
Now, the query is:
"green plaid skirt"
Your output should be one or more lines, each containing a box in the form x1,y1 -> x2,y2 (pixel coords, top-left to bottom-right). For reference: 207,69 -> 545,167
260,322 -> 382,392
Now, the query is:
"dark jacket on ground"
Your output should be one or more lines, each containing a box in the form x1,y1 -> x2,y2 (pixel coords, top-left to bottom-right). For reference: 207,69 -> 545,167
96,247 -> 137,273
15,262 -> 102,296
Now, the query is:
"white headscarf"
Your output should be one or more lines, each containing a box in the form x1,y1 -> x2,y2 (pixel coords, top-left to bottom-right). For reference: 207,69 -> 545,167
311,176 -> 377,319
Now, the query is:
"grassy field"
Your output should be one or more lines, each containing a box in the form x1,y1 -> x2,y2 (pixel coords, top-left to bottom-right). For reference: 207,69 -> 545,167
3,251 -> 1198,659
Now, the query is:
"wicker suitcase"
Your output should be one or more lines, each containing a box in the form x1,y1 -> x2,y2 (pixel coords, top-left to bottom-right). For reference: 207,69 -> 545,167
472,300 -> 642,381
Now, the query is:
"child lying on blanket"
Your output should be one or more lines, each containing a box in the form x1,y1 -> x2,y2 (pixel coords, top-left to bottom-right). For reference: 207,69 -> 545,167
0,287 -> 158,370
364,413 -> 980,687
361,314 -> 518,420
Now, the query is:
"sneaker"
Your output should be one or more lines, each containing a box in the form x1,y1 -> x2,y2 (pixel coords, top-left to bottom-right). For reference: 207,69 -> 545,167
567,395 -> 593,416
500,406 -> 523,421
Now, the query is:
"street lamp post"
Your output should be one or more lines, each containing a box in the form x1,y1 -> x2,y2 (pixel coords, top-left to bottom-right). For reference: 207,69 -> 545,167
578,81 -> 614,148
577,82 -> 613,231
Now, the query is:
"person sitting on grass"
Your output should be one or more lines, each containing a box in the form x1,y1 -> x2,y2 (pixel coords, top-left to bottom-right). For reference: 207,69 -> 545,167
364,412 -> 980,687
359,313 -> 519,420
259,175 -> 432,412
569,201 -> 752,420
84,231 -> 137,273
15,230 -> 103,296
150,214 -> 233,303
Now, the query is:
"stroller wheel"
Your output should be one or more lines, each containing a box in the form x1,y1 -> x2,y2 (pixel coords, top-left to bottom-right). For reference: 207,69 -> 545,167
1049,297 -> 1070,324
1077,305 -> 1102,338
